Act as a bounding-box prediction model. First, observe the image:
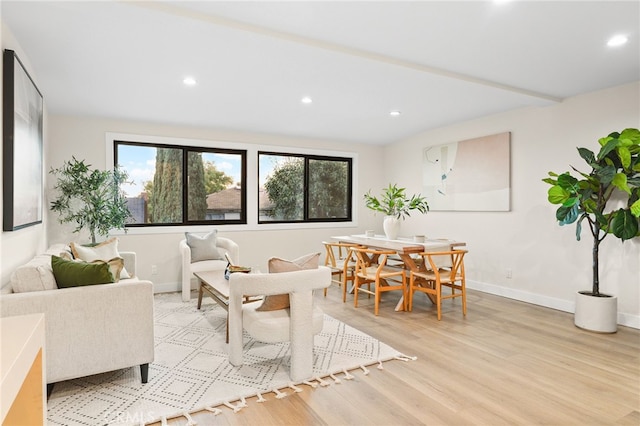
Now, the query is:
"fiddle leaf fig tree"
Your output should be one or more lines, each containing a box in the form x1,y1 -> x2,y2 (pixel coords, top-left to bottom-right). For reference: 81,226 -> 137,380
50,157 -> 132,244
542,128 -> 640,296
364,183 -> 429,220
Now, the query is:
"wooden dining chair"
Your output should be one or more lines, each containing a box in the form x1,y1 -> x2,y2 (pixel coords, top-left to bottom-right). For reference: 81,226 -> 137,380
322,241 -> 360,300
352,247 -> 407,315
408,249 -> 468,320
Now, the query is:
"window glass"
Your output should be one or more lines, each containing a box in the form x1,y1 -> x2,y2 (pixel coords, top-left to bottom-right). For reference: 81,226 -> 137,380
152,147 -> 183,224
260,154 -> 304,221
308,158 -> 350,219
259,152 -> 352,223
196,151 -> 242,222
115,141 -> 246,226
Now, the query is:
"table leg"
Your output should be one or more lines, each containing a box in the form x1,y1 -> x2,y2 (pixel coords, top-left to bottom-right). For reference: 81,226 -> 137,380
197,279 -> 204,309
395,253 -> 437,310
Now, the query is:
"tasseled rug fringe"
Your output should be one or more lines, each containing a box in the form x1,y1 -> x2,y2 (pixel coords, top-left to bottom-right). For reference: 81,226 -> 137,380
144,355 -> 415,425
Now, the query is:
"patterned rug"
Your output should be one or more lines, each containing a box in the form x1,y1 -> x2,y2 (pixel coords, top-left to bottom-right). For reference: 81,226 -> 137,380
47,292 -> 410,425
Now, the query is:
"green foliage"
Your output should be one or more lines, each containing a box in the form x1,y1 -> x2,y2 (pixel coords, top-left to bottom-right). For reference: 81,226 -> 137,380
50,157 -> 132,244
308,160 -> 349,218
145,154 -> 233,223
264,158 -> 304,220
187,152 -> 207,221
204,160 -> 233,195
542,128 -> 640,295
151,148 -> 182,223
263,158 -> 349,220
363,183 -> 429,220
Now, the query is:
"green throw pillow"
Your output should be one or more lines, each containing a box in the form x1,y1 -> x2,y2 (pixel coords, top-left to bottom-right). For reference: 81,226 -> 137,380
51,255 -> 115,288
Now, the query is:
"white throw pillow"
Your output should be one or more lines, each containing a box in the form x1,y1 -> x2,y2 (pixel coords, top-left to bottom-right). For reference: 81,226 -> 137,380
185,231 -> 223,262
70,238 -> 130,279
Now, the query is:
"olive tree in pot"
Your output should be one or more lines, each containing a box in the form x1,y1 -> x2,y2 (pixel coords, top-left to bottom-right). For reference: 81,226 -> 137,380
50,157 -> 132,245
542,128 -> 640,333
363,183 -> 429,240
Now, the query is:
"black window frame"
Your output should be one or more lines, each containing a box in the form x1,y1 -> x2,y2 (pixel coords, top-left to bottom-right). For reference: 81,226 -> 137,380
258,151 -> 353,224
114,140 -> 247,227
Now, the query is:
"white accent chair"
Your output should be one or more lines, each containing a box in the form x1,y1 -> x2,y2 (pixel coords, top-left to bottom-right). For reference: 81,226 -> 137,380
228,266 -> 331,382
179,236 -> 239,302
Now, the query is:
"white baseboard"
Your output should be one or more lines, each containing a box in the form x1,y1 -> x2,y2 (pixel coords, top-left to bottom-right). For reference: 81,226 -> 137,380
153,281 -> 181,294
153,278 -> 639,330
467,280 -> 639,330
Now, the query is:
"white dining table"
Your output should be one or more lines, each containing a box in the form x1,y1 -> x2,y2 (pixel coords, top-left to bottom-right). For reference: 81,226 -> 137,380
332,234 -> 466,311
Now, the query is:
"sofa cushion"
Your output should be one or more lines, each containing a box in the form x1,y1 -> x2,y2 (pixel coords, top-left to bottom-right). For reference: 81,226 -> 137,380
10,254 -> 58,293
256,252 -> 320,312
190,259 -> 227,274
185,231 -> 223,262
60,256 -> 125,283
51,255 -> 116,288
70,238 -> 130,279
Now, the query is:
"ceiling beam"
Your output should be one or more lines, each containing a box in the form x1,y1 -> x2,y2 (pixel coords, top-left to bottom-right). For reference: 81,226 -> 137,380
123,0 -> 562,103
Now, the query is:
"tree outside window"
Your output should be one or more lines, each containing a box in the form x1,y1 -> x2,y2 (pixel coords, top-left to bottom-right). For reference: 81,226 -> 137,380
259,153 -> 352,223
115,141 -> 245,226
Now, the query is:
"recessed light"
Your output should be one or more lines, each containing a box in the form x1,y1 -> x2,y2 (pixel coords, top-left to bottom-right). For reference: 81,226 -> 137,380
183,77 -> 197,86
301,96 -> 313,104
607,35 -> 628,47
389,110 -> 401,117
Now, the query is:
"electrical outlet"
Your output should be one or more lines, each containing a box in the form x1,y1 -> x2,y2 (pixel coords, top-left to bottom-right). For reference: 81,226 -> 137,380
151,265 -> 158,275
506,269 -> 512,279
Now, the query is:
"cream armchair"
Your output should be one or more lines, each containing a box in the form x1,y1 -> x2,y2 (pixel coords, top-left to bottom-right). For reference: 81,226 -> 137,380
228,267 -> 331,382
180,236 -> 239,302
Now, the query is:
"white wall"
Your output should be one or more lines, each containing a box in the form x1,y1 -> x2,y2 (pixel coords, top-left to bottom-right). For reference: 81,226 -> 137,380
4,13 -> 638,328
0,23 -> 48,291
384,82 -> 640,328
46,115 -> 385,292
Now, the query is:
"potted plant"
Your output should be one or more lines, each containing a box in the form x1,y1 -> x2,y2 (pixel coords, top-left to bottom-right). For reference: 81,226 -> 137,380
542,128 -> 640,333
50,157 -> 132,245
363,183 -> 429,240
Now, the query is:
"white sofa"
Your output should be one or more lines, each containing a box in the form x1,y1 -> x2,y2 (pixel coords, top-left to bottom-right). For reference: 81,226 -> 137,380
0,245 -> 154,387
179,236 -> 239,302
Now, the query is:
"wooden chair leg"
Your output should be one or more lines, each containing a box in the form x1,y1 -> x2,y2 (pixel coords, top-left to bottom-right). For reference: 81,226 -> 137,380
436,282 -> 442,321
342,277 -> 347,302
401,275 -> 407,311
342,272 -> 351,303
461,280 -> 467,316
353,278 -> 359,308
374,284 -> 380,316
408,275 -> 414,311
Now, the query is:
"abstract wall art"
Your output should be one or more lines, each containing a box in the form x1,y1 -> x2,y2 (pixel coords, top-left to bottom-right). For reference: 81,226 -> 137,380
422,132 -> 511,211
3,49 -> 44,231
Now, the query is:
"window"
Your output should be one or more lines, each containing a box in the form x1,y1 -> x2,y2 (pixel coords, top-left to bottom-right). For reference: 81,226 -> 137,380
114,141 -> 246,226
259,152 -> 352,223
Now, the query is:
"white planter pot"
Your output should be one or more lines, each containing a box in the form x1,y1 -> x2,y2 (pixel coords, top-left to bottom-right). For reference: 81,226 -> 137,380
383,216 -> 400,240
574,291 -> 617,333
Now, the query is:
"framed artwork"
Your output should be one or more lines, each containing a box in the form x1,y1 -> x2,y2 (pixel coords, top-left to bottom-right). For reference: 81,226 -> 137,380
3,49 -> 44,231
423,132 -> 511,211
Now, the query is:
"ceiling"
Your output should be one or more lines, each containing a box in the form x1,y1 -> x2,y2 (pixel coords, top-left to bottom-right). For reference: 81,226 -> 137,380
2,1 -> 639,145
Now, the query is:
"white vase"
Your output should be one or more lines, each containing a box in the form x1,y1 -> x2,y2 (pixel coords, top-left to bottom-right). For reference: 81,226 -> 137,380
574,291 -> 617,333
382,216 -> 400,240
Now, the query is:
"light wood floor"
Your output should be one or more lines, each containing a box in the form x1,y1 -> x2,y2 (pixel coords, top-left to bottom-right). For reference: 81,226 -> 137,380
155,286 -> 640,426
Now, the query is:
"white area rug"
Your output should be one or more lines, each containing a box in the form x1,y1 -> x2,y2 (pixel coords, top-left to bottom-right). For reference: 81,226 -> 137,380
47,292 -> 409,425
